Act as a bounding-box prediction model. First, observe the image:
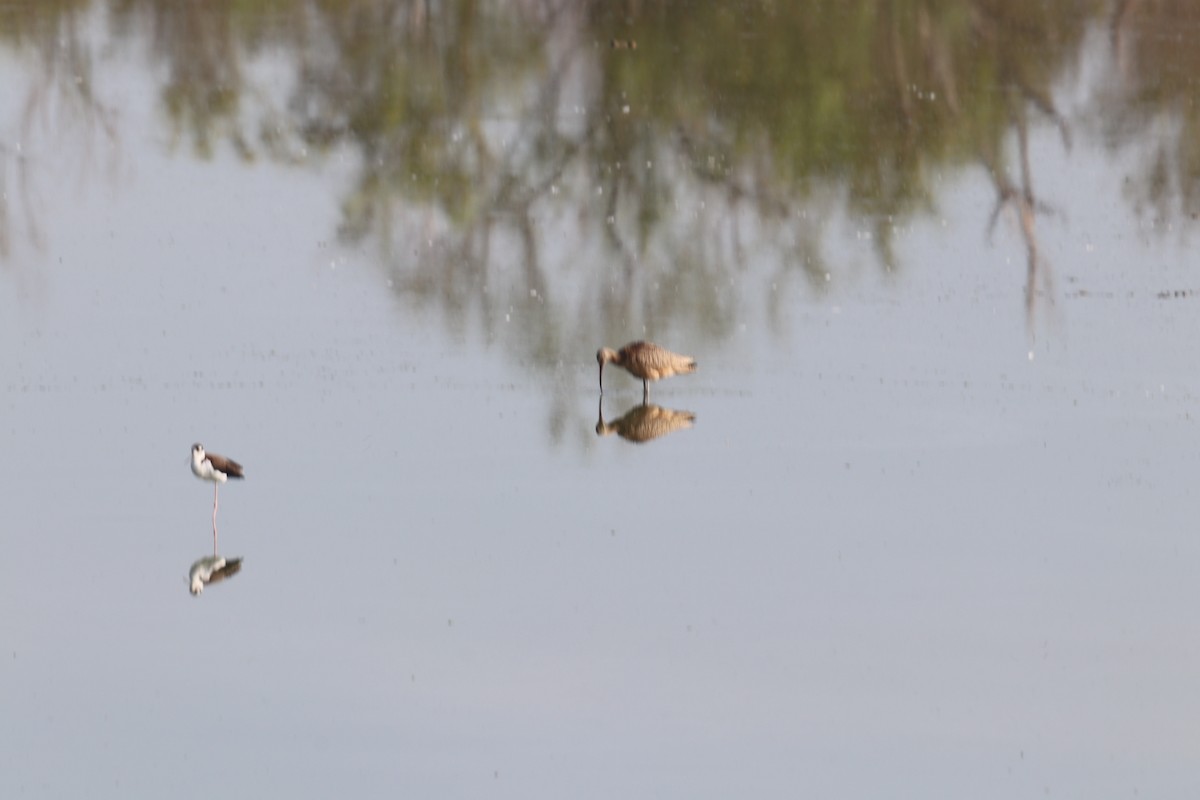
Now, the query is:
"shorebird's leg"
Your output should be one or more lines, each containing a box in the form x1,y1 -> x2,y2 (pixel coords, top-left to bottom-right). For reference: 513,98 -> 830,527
642,380 -> 648,404
213,484 -> 219,555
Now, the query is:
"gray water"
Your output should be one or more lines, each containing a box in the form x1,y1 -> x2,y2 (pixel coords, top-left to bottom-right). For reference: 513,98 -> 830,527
1,3 -> 1198,798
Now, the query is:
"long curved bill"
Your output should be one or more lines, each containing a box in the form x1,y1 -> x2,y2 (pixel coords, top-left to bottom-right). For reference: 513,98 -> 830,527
598,363 -> 604,393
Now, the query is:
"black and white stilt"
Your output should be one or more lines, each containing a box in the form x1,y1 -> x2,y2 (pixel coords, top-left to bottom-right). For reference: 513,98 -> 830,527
190,443 -> 245,554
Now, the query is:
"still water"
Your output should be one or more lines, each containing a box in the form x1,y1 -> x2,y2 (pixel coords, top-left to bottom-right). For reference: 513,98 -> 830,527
1,2 -> 1198,798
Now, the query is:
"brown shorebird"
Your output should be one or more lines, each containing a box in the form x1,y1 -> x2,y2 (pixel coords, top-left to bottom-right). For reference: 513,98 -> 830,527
596,341 -> 696,400
596,401 -> 696,444
188,555 -> 244,596
191,443 -> 244,555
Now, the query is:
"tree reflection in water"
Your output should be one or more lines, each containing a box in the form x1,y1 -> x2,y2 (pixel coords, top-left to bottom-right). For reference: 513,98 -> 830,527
1,1 -> 1198,363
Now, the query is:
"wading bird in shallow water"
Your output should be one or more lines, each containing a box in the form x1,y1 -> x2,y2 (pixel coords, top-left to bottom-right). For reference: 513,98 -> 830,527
188,555 -> 243,596
596,341 -> 697,401
191,443 -> 244,555
596,401 -> 696,444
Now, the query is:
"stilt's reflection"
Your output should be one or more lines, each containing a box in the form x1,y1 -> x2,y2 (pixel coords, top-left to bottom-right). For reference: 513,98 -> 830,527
596,399 -> 696,444
188,555 -> 243,596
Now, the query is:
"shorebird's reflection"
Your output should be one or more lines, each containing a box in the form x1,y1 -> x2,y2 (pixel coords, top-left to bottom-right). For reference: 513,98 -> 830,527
188,554 -> 243,596
596,400 -> 696,444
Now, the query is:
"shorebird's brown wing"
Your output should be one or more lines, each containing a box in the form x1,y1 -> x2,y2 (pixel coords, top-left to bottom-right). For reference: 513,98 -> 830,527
620,341 -> 695,377
619,341 -> 651,360
207,452 -> 245,478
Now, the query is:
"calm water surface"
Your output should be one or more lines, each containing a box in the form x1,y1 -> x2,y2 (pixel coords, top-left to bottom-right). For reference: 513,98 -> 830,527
1,3 -> 1199,798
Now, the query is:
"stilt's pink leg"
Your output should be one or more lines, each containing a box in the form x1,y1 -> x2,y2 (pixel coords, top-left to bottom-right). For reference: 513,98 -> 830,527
213,484 -> 219,555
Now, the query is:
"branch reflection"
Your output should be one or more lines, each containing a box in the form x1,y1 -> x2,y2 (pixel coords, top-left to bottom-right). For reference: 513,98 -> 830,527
5,1 -> 1200,349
